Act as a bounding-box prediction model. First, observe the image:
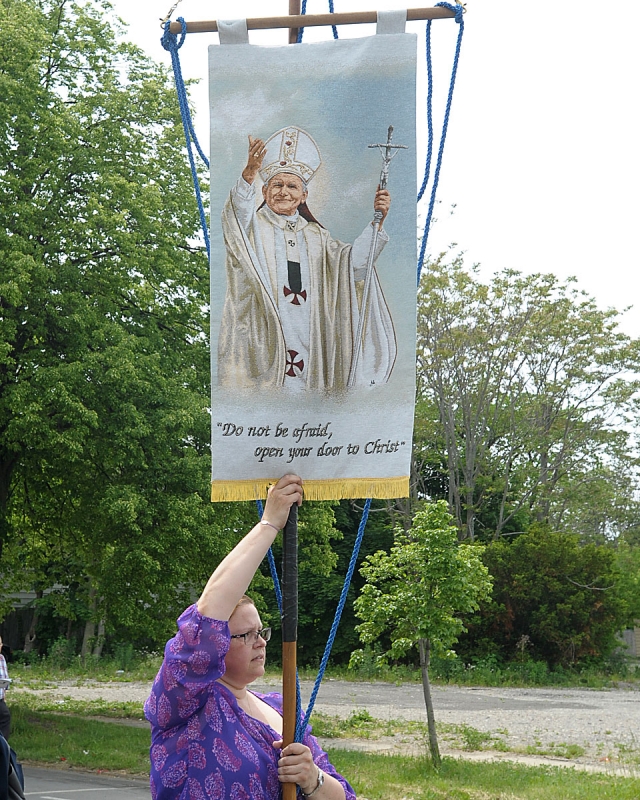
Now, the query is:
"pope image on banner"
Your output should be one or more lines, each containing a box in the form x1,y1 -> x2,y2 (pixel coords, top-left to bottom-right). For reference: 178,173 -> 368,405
219,125 -> 397,392
209,33 -> 417,501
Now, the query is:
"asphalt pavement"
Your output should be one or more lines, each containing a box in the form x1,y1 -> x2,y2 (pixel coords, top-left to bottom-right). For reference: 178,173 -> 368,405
23,766 -> 150,800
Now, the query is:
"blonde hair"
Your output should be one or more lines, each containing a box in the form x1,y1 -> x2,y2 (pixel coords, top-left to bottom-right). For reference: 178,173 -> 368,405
231,595 -> 255,617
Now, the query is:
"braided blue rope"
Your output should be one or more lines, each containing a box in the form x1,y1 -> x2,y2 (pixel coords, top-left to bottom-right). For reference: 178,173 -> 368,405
256,500 -> 283,612
417,2 -> 464,285
161,19 -> 210,258
417,22 -> 434,203
256,500 -> 303,741
256,497 -> 371,742
296,0 -> 308,43
161,21 -> 209,168
295,498 -> 372,741
297,0 -> 338,43
164,0 -> 463,744
328,0 -> 339,40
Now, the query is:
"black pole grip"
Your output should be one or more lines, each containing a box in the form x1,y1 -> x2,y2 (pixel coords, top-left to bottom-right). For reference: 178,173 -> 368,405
281,503 -> 298,643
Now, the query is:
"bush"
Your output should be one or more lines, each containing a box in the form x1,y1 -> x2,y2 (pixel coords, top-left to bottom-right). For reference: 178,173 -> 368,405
113,643 -> 135,671
457,525 -> 627,668
46,637 -> 76,670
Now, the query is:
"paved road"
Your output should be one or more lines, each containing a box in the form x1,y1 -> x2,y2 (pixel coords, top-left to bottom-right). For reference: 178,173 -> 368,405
23,766 -> 149,800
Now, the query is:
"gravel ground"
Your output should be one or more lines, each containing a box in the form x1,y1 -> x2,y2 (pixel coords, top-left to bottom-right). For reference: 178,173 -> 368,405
12,677 -> 640,776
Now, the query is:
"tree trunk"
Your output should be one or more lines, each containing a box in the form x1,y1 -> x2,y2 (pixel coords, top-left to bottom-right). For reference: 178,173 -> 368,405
24,590 -> 43,653
0,453 -> 18,565
419,637 -> 441,768
92,618 -> 105,659
81,619 -> 96,659
81,584 -> 97,658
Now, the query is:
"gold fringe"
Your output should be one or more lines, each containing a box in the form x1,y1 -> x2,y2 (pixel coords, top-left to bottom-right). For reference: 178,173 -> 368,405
210,476 -> 409,502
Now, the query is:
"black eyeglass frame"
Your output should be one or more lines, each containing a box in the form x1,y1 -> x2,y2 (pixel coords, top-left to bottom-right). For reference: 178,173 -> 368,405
229,627 -> 272,645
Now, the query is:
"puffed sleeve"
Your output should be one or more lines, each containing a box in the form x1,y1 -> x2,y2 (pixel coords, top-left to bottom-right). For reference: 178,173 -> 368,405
144,604 -> 230,731
229,176 -> 257,232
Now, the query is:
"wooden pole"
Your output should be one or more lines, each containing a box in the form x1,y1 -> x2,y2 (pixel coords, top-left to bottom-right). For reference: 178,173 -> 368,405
168,7 -> 457,35
281,504 -> 298,800
282,0 -> 300,762
289,0 -> 301,45
282,19 -> 299,799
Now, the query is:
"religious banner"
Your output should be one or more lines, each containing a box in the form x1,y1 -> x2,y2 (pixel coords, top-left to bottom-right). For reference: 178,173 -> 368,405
209,31 -> 417,501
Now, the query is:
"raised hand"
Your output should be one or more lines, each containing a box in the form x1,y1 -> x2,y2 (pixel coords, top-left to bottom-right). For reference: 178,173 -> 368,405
263,474 -> 304,532
242,134 -> 267,184
373,186 -> 391,225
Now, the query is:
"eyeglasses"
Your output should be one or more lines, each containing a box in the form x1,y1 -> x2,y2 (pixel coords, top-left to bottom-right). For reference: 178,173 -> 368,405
230,627 -> 272,645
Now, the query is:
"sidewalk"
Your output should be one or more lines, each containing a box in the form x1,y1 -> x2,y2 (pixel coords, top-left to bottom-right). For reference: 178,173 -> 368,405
23,765 -> 149,799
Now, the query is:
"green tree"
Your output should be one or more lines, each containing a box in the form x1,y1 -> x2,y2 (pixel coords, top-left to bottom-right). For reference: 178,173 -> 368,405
417,257 -> 640,541
614,540 -> 640,630
353,501 -> 492,766
457,525 -> 627,667
271,499 -> 394,668
0,0 -> 244,647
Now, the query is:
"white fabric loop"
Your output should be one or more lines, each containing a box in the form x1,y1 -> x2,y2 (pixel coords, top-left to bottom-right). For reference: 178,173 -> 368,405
218,19 -> 249,45
376,10 -> 407,35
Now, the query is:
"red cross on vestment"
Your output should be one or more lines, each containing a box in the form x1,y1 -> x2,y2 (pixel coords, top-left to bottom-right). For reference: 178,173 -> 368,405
285,350 -> 305,378
283,286 -> 307,305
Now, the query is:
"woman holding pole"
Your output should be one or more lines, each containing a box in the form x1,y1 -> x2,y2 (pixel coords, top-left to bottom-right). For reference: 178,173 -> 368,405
145,474 -> 354,800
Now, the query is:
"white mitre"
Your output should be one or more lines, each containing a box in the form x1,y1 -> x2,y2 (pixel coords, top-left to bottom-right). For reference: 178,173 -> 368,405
259,127 -> 322,185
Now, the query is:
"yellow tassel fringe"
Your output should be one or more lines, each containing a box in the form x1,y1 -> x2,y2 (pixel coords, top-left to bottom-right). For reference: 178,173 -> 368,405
210,476 -> 409,502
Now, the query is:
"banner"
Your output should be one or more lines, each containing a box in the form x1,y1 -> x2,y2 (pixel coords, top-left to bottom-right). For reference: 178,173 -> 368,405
209,32 -> 417,501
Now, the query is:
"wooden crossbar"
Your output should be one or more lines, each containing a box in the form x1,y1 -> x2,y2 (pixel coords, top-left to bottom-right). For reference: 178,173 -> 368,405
167,7 -> 457,35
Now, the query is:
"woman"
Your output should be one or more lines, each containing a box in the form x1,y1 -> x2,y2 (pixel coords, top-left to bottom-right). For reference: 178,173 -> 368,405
0,636 -> 11,740
145,474 -> 355,800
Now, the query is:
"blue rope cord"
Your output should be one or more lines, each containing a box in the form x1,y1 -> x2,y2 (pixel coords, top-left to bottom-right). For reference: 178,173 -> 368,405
296,0 -> 308,43
328,0 -> 339,40
256,497 -> 372,742
295,498 -> 372,741
161,18 -> 210,258
256,500 -> 283,613
161,21 -> 210,168
417,2 -> 464,285
417,22 -> 434,203
256,500 -> 304,742
164,1 -> 463,742
298,0 -> 338,43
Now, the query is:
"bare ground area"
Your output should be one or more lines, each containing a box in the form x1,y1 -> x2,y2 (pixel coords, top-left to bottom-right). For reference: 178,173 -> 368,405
12,677 -> 640,776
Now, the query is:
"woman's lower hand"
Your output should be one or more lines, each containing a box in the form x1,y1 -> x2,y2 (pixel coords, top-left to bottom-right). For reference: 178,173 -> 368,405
263,474 -> 303,531
273,740 -> 318,793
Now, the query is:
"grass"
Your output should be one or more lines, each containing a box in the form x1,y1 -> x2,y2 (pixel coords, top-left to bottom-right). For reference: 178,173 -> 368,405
13,693 -> 146,719
11,705 -> 150,775
9,653 -> 163,685
13,700 -> 639,766
294,709 -> 640,767
9,707 -> 640,799
331,750 -> 640,799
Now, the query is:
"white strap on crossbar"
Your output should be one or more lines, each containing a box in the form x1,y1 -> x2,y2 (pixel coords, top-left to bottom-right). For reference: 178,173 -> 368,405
218,19 -> 249,44
376,9 -> 407,34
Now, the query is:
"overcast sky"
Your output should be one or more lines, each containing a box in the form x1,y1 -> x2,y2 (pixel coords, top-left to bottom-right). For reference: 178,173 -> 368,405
108,0 -> 640,337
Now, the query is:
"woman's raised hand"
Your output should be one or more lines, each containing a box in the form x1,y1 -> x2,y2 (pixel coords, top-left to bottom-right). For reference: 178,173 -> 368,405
263,474 -> 304,531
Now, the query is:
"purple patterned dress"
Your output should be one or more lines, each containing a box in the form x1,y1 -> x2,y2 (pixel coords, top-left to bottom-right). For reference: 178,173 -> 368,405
144,605 -> 356,800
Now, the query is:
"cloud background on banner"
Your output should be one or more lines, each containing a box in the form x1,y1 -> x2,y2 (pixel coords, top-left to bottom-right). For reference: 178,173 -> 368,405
208,34 -> 417,498
209,36 -> 417,373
